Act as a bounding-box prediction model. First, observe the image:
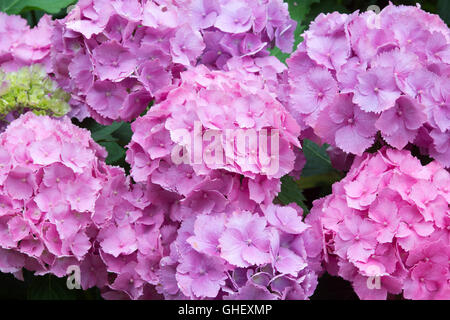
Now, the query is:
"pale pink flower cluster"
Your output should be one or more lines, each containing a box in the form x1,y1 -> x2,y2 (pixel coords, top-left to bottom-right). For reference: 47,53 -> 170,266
310,148 -> 450,300
0,112 -> 111,279
50,0 -> 295,123
88,177 -> 169,299
155,203 -> 323,300
0,112 -> 169,299
0,13 -> 53,72
287,4 -> 450,167
127,65 -> 301,184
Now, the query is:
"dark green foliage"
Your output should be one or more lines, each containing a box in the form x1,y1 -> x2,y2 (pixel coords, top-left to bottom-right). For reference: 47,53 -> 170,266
277,175 -> 309,213
0,270 -> 101,300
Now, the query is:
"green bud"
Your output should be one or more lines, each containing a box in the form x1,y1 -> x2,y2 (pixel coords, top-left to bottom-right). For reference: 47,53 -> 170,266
0,65 -> 70,121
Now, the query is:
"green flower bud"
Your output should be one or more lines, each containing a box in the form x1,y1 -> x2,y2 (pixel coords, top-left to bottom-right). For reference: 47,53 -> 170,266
0,65 -> 71,122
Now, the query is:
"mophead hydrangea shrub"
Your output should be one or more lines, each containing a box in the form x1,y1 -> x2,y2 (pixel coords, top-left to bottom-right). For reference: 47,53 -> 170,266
310,148 -> 449,300
127,65 -> 301,183
287,4 -> 449,167
51,0 -> 296,123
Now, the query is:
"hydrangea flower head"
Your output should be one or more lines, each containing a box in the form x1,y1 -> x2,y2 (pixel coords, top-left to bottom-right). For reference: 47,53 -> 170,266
157,203 -> 323,300
287,4 -> 450,166
0,66 -> 70,132
311,148 -> 449,300
127,65 -> 301,187
51,0 -> 296,123
0,112 -> 113,280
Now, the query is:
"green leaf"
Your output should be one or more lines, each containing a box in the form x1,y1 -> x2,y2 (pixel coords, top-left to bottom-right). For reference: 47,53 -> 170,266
307,0 -> 349,17
72,118 -> 130,169
91,122 -> 123,142
301,139 -> 334,177
286,0 -> 320,25
297,171 -> 343,189
21,10 -> 45,27
0,0 -> 10,11
269,46 -> 290,64
3,0 -> 76,15
277,175 -> 309,213
286,0 -> 319,45
112,122 -> 133,147
99,141 -> 126,165
299,140 -> 344,190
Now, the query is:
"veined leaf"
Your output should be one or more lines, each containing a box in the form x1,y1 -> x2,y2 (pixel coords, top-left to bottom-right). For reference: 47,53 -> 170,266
91,122 -> 123,142
277,175 -> 309,213
301,139 -> 334,177
99,141 -> 126,165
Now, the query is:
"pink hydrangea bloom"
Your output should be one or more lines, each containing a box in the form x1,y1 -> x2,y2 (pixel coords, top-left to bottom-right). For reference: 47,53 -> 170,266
287,4 -> 450,165
311,148 -> 449,300
92,176 -> 170,300
51,0 -> 296,123
0,112 -> 112,281
0,13 -> 53,72
156,204 -> 323,300
127,65 -> 301,189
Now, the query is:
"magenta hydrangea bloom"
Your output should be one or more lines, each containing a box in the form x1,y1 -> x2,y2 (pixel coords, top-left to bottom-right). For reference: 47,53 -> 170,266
287,4 -> 450,165
311,148 -> 449,300
51,0 -> 296,123
0,13 -> 53,72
